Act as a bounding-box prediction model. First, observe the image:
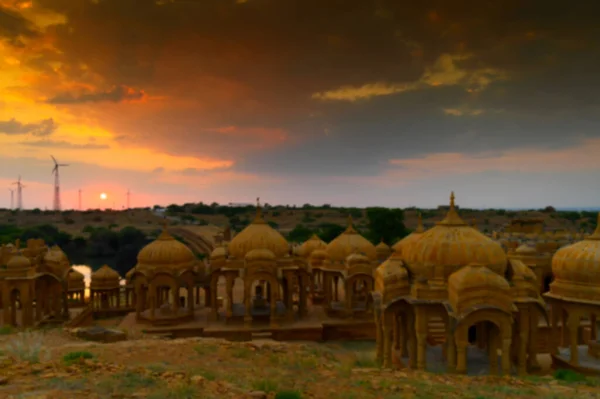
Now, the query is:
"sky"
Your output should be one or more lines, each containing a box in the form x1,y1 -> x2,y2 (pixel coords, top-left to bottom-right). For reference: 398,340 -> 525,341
1,0 -> 599,210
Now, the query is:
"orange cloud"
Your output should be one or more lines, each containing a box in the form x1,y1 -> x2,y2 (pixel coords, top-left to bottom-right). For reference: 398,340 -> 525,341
387,138 -> 600,180
311,53 -> 506,102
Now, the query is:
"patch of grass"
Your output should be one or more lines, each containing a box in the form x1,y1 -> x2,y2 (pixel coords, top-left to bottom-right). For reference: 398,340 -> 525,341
232,347 -> 253,358
275,390 -> 302,399
252,378 -> 279,393
97,371 -> 157,395
44,377 -> 88,390
146,362 -> 169,373
194,368 -> 217,381
0,325 -> 14,335
148,383 -> 199,399
193,343 -> 218,356
553,368 -> 586,383
62,350 -> 94,366
352,352 -> 378,368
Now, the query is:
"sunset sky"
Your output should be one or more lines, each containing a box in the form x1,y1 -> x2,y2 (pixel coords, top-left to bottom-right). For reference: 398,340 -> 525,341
1,1 -> 599,210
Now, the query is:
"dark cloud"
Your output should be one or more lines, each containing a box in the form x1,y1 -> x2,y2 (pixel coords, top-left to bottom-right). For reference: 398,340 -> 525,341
46,85 -> 146,104
15,1 -> 600,176
20,140 -> 110,150
0,118 -> 58,136
0,5 -> 39,47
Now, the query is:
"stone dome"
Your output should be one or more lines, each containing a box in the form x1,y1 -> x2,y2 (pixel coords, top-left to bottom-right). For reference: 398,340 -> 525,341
67,269 -> 85,290
393,212 -> 425,257
7,252 -> 31,270
310,249 -> 329,261
346,251 -> 370,267
403,192 -> 507,280
374,252 -> 409,303
448,263 -> 512,315
137,226 -> 196,271
209,246 -> 228,260
90,265 -> 120,289
550,214 -> 600,301
44,245 -> 68,264
245,248 -> 276,262
326,216 -> 377,262
375,239 -> 392,258
228,204 -> 289,259
515,244 -> 536,255
298,234 -> 327,257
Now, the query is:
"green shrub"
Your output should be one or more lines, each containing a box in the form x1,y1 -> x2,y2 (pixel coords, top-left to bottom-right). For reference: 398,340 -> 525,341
63,351 -> 94,365
553,368 -> 586,383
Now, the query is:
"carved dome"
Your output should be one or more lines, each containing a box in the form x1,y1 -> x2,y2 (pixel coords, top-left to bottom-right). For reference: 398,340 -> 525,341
448,263 -> 512,315
298,234 -> 327,257
44,245 -> 68,264
67,269 -> 85,290
90,265 -> 120,289
7,252 -> 31,270
245,248 -> 276,262
228,203 -> 288,259
515,244 -> 536,255
374,252 -> 409,303
346,251 -> 370,267
403,192 -> 507,280
326,216 -> 377,262
393,212 -> 425,258
550,214 -> 600,302
137,225 -> 196,271
375,239 -> 392,259
210,246 -> 228,260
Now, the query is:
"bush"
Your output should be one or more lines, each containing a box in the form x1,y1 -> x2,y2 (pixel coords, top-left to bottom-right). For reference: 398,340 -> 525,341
4,331 -> 50,363
553,369 -> 586,383
63,217 -> 75,225
63,351 -> 94,365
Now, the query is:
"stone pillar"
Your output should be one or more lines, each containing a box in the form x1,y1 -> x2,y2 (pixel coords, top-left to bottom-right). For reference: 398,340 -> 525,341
591,314 -> 597,341
225,275 -> 234,319
516,308 -> 529,376
333,276 -> 339,302
501,339 -> 512,375
382,310 -> 393,368
415,308 -> 428,371
244,284 -> 252,327
488,330 -> 499,375
568,313 -> 580,366
269,283 -> 279,328
375,307 -> 383,364
456,341 -> 467,374
446,331 -> 456,373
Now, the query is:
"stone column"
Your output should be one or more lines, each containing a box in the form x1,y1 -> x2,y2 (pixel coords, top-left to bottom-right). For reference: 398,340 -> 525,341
568,313 -> 580,366
415,308 -> 428,371
225,275 -> 234,319
446,331 -> 456,373
333,276 -> 339,302
375,307 -> 383,364
516,308 -> 529,376
488,330 -> 499,375
382,310 -> 393,368
244,283 -> 252,327
456,341 -> 467,374
501,338 -> 512,375
269,283 -> 279,328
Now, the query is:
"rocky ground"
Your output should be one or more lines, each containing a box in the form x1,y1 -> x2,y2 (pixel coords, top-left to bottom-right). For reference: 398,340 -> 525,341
1,327 -> 600,399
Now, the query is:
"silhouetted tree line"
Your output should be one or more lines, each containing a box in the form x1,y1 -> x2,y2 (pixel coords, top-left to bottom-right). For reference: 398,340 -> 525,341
0,224 -> 150,277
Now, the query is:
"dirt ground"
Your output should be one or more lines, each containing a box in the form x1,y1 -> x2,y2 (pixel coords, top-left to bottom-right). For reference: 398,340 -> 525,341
1,327 -> 599,399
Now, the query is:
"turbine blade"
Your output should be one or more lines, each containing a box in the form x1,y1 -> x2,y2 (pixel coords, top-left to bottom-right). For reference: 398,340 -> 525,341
51,155 -> 57,164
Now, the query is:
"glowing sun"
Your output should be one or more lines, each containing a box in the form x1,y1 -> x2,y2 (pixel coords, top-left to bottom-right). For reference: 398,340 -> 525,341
100,192 -> 107,200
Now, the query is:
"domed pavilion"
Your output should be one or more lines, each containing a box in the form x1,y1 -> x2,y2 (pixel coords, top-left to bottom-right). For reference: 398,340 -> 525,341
319,216 -> 378,318
90,265 -> 121,310
207,199 -> 310,327
545,214 -> 600,374
374,192 -> 546,376
129,222 -> 198,326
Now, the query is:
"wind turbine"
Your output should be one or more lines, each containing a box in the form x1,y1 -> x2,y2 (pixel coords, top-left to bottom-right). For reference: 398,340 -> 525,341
11,176 -> 24,210
51,155 -> 69,211
8,188 -> 14,210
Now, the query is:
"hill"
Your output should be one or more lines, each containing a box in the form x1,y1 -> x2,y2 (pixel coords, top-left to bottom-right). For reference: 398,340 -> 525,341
0,329 -> 598,399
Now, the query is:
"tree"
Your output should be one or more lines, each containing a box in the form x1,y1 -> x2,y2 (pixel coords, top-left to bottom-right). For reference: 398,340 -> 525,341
288,224 -> 314,243
317,223 -> 345,243
365,207 -> 408,244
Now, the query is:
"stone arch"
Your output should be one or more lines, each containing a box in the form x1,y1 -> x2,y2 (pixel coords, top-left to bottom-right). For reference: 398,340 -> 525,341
453,308 -> 513,375
244,270 -> 280,326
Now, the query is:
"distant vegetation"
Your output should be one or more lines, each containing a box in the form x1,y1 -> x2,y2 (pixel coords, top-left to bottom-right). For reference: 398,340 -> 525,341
0,223 -> 150,277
